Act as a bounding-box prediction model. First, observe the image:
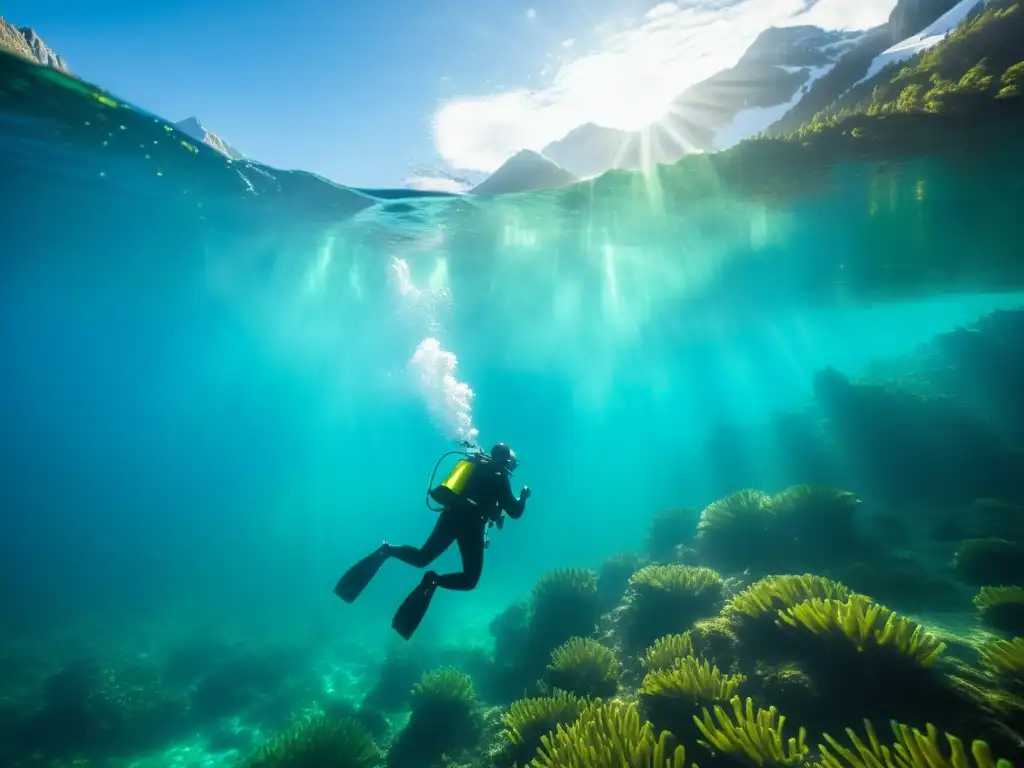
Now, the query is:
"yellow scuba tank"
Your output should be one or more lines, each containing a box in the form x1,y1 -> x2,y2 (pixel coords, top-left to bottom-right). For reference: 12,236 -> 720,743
428,455 -> 480,508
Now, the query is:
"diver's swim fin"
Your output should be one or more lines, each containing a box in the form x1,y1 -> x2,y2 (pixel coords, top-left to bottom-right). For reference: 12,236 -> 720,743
333,544 -> 390,604
392,573 -> 438,640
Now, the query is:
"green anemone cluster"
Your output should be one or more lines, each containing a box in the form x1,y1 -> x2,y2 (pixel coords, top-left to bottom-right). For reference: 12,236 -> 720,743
644,633 -> 696,672
640,655 -> 746,704
245,714 -> 381,768
546,638 -> 621,698
973,586 -> 1024,635
410,667 -> 475,713
693,695 -> 808,767
818,719 -> 1015,768
725,575 -> 854,621
618,565 -> 725,656
777,594 -> 946,665
531,701 -> 691,768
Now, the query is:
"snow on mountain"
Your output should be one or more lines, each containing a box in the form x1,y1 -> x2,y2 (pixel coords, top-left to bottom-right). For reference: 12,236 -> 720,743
543,25 -> 865,176
538,0 -> 965,182
855,0 -> 986,86
714,62 -> 839,150
469,150 -> 577,196
0,19 -> 71,73
173,117 -> 245,161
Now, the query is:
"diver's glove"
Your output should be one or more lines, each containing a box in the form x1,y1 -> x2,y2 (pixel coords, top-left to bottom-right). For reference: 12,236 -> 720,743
495,515 -> 505,530
520,486 -> 532,501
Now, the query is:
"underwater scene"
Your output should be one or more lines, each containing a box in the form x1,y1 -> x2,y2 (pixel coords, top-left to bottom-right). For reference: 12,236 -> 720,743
2,2 -> 1024,767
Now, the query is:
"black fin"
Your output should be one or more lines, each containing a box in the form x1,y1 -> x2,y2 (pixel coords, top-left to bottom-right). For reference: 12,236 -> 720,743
391,575 -> 438,640
333,545 -> 389,604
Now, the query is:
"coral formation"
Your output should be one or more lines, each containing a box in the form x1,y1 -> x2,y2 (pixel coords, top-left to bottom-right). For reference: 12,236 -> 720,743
545,637 -> 620,699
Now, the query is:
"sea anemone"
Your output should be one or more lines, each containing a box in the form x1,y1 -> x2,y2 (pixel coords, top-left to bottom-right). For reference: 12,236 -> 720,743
616,565 -> 724,658
818,719 -> 1014,768
496,690 -> 585,768
531,700 -> 690,768
973,586 -> 1024,635
245,714 -> 382,768
693,695 -> 808,767
643,633 -> 696,672
545,638 -> 621,699
777,594 -> 945,665
640,655 -> 746,746
696,489 -> 775,573
387,668 -> 480,768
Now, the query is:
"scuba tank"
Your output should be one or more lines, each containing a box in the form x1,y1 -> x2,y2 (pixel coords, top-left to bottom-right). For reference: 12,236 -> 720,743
425,443 -> 516,547
425,447 -> 486,513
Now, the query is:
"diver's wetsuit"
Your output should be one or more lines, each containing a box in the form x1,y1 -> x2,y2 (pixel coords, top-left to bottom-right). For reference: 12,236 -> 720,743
389,458 -> 526,590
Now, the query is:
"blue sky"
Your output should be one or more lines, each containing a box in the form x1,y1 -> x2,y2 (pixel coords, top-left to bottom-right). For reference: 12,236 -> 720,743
9,0 -> 897,188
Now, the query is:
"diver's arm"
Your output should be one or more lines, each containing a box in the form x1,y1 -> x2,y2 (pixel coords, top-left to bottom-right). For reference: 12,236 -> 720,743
500,476 -> 530,519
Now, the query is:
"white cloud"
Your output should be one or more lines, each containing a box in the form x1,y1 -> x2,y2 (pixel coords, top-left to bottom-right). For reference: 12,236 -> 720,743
433,0 -> 897,172
404,175 -> 471,193
526,7 -> 536,19
561,38 -> 575,48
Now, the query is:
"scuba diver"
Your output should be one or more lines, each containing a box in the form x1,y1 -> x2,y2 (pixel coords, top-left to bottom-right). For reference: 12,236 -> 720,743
333,442 -> 531,640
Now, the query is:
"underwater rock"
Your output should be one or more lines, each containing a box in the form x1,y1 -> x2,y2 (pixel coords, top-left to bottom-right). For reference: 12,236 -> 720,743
812,366 -> 1024,508
954,538 -> 1024,587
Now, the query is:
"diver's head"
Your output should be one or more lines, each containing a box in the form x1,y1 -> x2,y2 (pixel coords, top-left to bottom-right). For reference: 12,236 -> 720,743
490,442 -> 517,471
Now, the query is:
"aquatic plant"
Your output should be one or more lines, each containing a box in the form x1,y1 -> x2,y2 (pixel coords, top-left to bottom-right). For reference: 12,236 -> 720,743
410,667 -> 476,713
545,637 -> 620,699
689,617 -> 741,670
641,656 -> 746,703
725,574 -> 854,621
245,714 -> 382,768
817,718 -> 1015,768
777,594 -> 946,665
531,700 -> 691,768
770,485 -> 860,528
643,633 -> 696,672
497,690 -> 586,768
387,667 -> 481,768
525,568 -> 603,680
953,538 -> 1024,587
695,489 -> 775,573
616,565 -> 724,657
978,637 -> 1024,677
640,655 -> 747,746
693,695 -> 808,767
973,586 -> 1024,635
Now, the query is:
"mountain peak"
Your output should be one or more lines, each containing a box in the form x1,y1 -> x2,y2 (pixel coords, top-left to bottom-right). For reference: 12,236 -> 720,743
469,149 -> 577,196
0,19 -> 71,73
173,117 -> 245,161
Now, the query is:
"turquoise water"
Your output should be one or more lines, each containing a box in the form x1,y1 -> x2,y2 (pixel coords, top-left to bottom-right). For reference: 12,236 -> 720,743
2,50 -> 1024,767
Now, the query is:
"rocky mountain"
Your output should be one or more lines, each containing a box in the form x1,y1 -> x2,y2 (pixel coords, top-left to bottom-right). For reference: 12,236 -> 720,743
540,0 -> 962,178
0,19 -> 71,73
173,117 -> 245,161
468,149 -> 577,196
